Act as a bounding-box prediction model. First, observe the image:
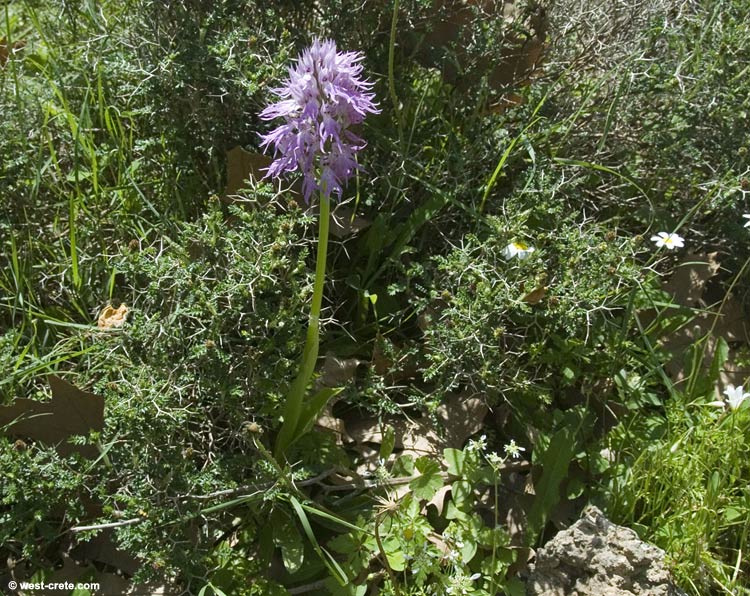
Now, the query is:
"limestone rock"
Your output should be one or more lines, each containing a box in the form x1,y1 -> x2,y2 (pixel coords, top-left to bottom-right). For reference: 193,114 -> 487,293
527,506 -> 687,596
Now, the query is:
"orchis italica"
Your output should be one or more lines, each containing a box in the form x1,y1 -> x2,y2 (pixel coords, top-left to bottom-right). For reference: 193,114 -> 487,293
260,39 -> 378,460
259,37 -> 380,202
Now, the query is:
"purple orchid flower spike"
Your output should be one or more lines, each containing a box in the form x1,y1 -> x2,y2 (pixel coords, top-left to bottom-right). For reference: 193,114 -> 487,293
259,38 -> 380,202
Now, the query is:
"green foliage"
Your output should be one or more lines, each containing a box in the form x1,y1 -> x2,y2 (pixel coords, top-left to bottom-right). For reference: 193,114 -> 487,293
525,411 -> 583,545
412,204 -> 644,421
0,440 -> 87,559
605,391 -> 750,594
3,0 -> 750,593
324,442 -> 518,595
0,195 -> 314,582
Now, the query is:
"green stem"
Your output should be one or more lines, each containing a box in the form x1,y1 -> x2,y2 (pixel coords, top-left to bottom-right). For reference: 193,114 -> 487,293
274,191 -> 331,461
388,0 -> 403,144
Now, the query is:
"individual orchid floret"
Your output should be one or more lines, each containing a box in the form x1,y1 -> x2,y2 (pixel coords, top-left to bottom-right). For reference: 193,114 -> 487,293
650,232 -> 684,250
259,38 -> 380,202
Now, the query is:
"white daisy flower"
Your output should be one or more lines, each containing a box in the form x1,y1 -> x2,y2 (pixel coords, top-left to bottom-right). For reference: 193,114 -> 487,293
650,232 -> 685,250
503,241 -> 535,261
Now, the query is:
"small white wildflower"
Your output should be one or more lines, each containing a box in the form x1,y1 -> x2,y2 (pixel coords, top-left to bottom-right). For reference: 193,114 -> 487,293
503,439 -> 526,459
446,572 -> 482,595
650,232 -> 684,250
724,385 -> 750,410
743,214 -> 750,228
502,241 -> 535,261
708,385 -> 750,411
486,451 -> 503,467
446,549 -> 461,563
467,434 -> 487,453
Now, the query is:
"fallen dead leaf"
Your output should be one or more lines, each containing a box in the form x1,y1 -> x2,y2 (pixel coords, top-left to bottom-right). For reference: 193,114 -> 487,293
330,205 -> 371,238
656,251 -> 750,394
0,376 -> 104,458
344,393 -> 488,461
437,393 -> 489,448
662,252 -> 721,307
424,484 -> 452,517
407,0 -> 547,113
23,553 -> 179,596
98,303 -> 129,329
425,531 -> 451,555
225,146 -> 272,197
319,354 -> 362,388
0,37 -> 25,67
522,284 -> 548,305
70,530 -> 141,576
315,406 -> 352,445
224,146 -> 302,198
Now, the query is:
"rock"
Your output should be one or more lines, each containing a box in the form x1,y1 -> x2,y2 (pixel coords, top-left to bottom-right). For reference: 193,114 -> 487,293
527,506 -> 687,596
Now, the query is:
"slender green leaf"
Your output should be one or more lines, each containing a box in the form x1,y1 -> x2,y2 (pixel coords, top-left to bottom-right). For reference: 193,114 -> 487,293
380,424 -> 396,460
294,386 -> 343,440
526,425 -> 579,545
289,496 -> 349,585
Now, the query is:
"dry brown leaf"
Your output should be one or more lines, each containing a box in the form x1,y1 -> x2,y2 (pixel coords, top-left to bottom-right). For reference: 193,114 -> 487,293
506,503 -> 531,544
489,93 -> 525,114
330,205 -> 371,238
35,553 -> 178,596
426,531 -> 451,555
0,37 -> 25,67
662,252 -> 721,307
319,354 -> 362,388
522,284 -> 548,305
0,376 -> 104,457
371,336 -> 420,381
657,252 -> 750,393
350,443 -> 382,478
315,406 -> 352,445
224,146 -> 302,198
344,393 -> 488,461
408,1 -> 547,112
225,146 -> 273,197
70,530 -> 141,576
313,356 -> 360,444
98,303 -> 128,329
424,484 -> 452,517
346,416 -> 443,460
437,393 -> 488,448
